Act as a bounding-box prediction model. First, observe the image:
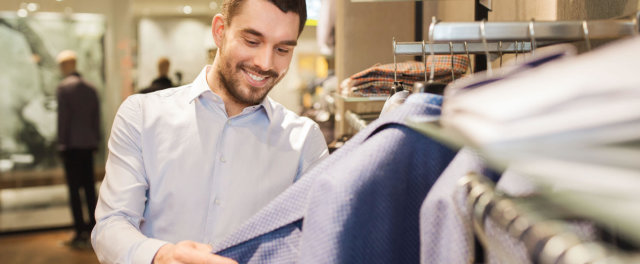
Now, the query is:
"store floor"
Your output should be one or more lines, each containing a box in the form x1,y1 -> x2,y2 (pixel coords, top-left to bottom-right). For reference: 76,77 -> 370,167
0,229 -> 100,264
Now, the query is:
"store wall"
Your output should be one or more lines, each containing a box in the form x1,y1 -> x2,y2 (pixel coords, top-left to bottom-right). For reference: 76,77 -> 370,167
335,1 -> 415,83
557,0 -> 639,19
136,17 -> 213,90
490,0 -> 557,21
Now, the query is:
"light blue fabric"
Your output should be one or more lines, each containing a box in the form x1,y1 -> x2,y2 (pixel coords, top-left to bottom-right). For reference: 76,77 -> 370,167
92,66 -> 328,264
213,95 -> 456,263
419,148 -> 485,264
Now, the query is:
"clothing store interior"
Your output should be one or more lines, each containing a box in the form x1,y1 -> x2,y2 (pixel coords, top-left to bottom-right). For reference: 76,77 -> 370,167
1,0 -> 640,263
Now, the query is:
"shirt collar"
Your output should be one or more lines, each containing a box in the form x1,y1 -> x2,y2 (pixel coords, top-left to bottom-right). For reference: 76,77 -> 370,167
187,66 -> 212,104
188,65 -> 274,121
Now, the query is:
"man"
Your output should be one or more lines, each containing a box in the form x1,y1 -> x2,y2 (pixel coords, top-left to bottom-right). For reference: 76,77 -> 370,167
92,0 -> 328,263
56,50 -> 101,249
139,57 -> 174,94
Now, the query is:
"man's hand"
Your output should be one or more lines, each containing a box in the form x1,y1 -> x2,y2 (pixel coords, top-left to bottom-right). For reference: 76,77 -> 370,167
153,241 -> 238,264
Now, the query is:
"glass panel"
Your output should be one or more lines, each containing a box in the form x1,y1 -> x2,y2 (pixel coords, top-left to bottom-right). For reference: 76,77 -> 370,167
0,12 -> 106,233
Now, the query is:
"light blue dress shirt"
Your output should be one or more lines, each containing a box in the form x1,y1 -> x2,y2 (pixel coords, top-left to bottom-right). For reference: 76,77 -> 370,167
91,66 -> 329,264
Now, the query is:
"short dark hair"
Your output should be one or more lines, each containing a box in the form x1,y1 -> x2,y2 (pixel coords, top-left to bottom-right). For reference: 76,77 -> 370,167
221,0 -> 307,36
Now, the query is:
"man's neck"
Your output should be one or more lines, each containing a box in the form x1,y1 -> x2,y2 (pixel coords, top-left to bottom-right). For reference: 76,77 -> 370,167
205,65 -> 249,117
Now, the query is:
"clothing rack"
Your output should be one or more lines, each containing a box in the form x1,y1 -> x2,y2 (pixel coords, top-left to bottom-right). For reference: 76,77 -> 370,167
393,13 -> 640,56
429,18 -> 639,42
461,172 -> 640,264
345,110 -> 378,134
394,41 -> 533,55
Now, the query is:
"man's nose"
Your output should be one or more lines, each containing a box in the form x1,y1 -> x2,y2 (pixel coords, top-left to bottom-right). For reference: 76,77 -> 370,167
253,46 -> 274,72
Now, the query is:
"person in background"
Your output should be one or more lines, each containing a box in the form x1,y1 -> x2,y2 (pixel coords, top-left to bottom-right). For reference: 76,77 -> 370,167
56,50 -> 101,249
92,0 -> 328,263
139,57 -> 174,94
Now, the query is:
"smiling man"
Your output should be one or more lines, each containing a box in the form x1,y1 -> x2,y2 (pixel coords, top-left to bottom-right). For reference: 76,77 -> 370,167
91,1 -> 328,263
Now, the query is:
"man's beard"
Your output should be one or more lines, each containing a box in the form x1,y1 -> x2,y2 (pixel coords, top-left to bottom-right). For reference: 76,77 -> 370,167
217,57 -> 281,106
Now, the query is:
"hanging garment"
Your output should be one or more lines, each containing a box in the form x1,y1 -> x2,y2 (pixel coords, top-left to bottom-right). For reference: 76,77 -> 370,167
340,56 -> 469,97
419,148 -> 486,264
211,93 -> 455,263
444,44 -> 576,97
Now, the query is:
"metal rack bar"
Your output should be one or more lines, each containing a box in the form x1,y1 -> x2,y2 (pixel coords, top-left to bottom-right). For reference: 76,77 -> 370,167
429,18 -> 638,42
460,172 -> 640,264
395,41 -> 533,55
345,110 -> 371,133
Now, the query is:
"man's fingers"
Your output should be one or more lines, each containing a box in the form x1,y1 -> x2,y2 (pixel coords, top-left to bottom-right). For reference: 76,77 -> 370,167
173,241 -> 236,264
208,254 -> 238,264
193,242 -> 214,252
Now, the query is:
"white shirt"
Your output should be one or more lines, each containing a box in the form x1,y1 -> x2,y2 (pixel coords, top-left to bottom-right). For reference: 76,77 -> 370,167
92,66 -> 329,264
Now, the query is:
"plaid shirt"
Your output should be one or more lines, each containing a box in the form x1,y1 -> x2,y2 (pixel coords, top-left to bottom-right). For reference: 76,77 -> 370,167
341,55 -> 469,97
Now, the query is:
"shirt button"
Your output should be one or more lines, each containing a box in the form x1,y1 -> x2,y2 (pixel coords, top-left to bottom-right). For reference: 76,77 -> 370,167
220,156 -> 226,163
227,120 -> 231,125
214,199 -> 221,205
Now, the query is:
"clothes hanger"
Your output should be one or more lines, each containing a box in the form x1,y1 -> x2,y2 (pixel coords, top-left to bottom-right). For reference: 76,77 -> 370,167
582,20 -> 592,51
514,40 -> 519,62
529,18 -> 537,56
449,42 -> 455,81
464,41 -> 473,74
498,41 -> 503,67
414,17 -> 448,95
390,38 -> 404,95
480,19 -> 493,76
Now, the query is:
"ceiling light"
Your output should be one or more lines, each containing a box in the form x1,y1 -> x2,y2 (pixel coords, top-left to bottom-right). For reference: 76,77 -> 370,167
209,2 -> 218,10
183,5 -> 193,15
56,0 -> 63,2
17,8 -> 28,17
26,3 -> 38,12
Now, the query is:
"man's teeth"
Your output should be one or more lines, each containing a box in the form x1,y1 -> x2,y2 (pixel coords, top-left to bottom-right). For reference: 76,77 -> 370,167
247,72 -> 265,81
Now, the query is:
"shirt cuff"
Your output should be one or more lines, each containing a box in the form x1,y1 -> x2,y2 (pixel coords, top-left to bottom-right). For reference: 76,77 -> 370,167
132,238 -> 169,264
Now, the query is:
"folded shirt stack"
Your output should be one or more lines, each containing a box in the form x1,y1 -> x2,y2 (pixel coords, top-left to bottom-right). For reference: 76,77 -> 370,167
340,55 -> 469,97
441,36 -> 640,170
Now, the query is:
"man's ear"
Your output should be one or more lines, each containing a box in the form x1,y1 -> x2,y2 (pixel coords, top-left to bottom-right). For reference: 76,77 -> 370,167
212,14 -> 225,47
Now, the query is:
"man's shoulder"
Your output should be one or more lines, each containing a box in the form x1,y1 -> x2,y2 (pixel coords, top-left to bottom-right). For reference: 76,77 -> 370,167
125,84 -> 193,111
267,97 -> 316,127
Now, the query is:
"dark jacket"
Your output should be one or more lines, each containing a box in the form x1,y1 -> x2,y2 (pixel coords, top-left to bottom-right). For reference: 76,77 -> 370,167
56,72 -> 101,150
139,76 -> 173,94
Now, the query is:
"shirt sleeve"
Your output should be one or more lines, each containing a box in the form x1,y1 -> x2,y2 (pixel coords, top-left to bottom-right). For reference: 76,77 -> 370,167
296,122 -> 329,181
91,95 -> 169,264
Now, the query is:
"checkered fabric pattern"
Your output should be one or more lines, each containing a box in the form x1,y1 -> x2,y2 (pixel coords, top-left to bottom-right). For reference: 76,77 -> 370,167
213,94 -> 451,264
341,55 -> 469,97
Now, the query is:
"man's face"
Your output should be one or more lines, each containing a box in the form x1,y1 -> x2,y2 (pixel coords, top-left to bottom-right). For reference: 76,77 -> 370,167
216,0 -> 300,106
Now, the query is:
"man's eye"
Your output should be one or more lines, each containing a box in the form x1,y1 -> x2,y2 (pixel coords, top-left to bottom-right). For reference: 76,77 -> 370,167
276,48 -> 290,54
245,39 -> 259,46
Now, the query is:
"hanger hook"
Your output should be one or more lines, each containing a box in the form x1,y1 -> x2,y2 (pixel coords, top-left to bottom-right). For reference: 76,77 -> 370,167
582,20 -> 592,51
449,42 -> 455,81
428,16 -> 438,82
498,41 -> 503,67
393,37 -> 398,83
422,40 -> 427,83
514,40 -> 519,62
464,41 -> 473,74
480,19 -> 492,75
529,18 -> 537,56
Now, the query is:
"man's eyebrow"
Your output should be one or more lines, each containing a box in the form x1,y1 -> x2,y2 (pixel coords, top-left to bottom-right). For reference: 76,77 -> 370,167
241,28 -> 297,46
242,28 -> 264,38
